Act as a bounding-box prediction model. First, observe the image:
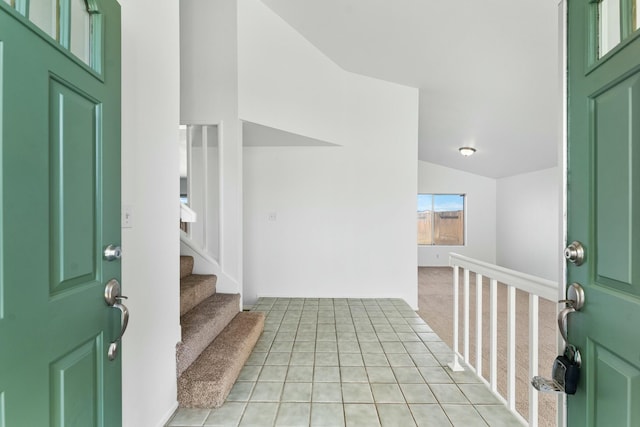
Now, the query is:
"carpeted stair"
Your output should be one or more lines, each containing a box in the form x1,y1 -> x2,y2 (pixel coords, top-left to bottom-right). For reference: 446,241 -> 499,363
176,256 -> 264,408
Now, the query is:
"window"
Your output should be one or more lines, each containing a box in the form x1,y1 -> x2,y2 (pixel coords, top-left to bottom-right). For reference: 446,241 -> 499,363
595,0 -> 640,59
6,0 -> 101,70
417,194 -> 465,245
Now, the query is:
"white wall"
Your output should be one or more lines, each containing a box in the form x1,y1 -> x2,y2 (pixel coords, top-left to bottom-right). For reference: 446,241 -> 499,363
181,0 -> 243,295
238,0 -> 345,145
496,167 -> 560,281
240,0 -> 419,308
418,161 -> 497,266
121,1 -> 181,426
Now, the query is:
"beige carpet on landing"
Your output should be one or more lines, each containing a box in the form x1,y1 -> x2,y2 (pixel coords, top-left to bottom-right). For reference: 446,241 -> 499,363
418,266 -> 558,427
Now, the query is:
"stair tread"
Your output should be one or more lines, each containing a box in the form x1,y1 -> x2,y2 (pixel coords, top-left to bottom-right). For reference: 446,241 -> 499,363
180,274 -> 217,316
178,311 -> 265,408
176,292 -> 240,377
180,256 -> 194,279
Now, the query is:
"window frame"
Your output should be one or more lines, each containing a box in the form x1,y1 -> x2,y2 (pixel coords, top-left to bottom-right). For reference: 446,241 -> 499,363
417,193 -> 466,247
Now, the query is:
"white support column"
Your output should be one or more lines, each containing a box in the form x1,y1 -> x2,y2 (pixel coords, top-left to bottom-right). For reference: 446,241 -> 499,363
463,268 -> 470,363
490,278 -> 498,391
507,286 -> 516,411
529,294 -> 540,427
448,266 -> 464,372
476,273 -> 483,379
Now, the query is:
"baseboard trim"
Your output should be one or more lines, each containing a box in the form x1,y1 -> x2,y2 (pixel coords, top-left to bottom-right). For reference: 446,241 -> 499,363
155,401 -> 179,427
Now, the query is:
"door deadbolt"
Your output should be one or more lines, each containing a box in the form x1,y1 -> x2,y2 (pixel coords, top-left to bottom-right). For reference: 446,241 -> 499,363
104,244 -> 122,261
564,241 -> 585,266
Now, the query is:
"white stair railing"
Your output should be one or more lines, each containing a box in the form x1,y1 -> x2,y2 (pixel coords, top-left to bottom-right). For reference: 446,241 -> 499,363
183,124 -> 220,262
448,253 -> 558,427
180,203 -> 197,223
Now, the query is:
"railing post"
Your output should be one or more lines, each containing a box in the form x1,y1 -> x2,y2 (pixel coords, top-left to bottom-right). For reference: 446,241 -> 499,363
463,268 -> 470,363
186,125 -> 193,239
507,286 -> 516,411
448,265 -> 464,372
529,294 -> 540,427
201,125 -> 209,252
490,278 -> 498,391
476,273 -> 483,378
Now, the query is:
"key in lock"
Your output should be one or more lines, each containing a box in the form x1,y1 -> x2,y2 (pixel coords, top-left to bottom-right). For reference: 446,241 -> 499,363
531,344 -> 581,395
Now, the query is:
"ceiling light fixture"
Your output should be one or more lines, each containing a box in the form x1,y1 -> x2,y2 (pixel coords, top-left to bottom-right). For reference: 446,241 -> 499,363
459,147 -> 476,157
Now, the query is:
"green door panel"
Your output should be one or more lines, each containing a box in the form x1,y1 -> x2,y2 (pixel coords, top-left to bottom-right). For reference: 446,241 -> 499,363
0,1 -> 121,426
567,1 -> 640,426
50,77 -> 100,294
50,336 -> 103,427
593,75 -> 638,290
588,342 -> 640,425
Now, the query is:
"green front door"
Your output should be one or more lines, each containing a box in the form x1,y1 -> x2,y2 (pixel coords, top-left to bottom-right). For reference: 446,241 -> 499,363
0,1 -> 121,425
567,0 -> 640,425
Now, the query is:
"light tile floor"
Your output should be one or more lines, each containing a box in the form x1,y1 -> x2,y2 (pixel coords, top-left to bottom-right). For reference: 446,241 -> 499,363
167,298 -> 523,427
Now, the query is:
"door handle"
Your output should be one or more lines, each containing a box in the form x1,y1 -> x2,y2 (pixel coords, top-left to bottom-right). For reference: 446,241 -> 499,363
557,306 -> 575,344
104,279 -> 130,361
108,300 -> 129,361
535,283 -> 585,395
557,282 -> 584,344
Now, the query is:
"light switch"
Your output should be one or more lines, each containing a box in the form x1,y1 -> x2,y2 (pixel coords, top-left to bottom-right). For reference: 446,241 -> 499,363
122,205 -> 133,228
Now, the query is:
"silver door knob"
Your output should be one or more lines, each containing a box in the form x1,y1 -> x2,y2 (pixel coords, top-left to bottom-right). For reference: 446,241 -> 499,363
104,244 -> 122,261
564,241 -> 585,266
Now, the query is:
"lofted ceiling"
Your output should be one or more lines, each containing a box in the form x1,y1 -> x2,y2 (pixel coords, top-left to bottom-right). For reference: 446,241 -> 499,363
261,0 -> 561,178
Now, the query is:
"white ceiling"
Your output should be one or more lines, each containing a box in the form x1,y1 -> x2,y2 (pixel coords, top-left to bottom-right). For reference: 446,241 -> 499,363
261,0 -> 561,178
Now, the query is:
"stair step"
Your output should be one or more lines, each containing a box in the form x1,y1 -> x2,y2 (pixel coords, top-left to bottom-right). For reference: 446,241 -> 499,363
176,293 -> 240,377
178,311 -> 265,408
180,256 -> 194,279
180,274 -> 217,316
